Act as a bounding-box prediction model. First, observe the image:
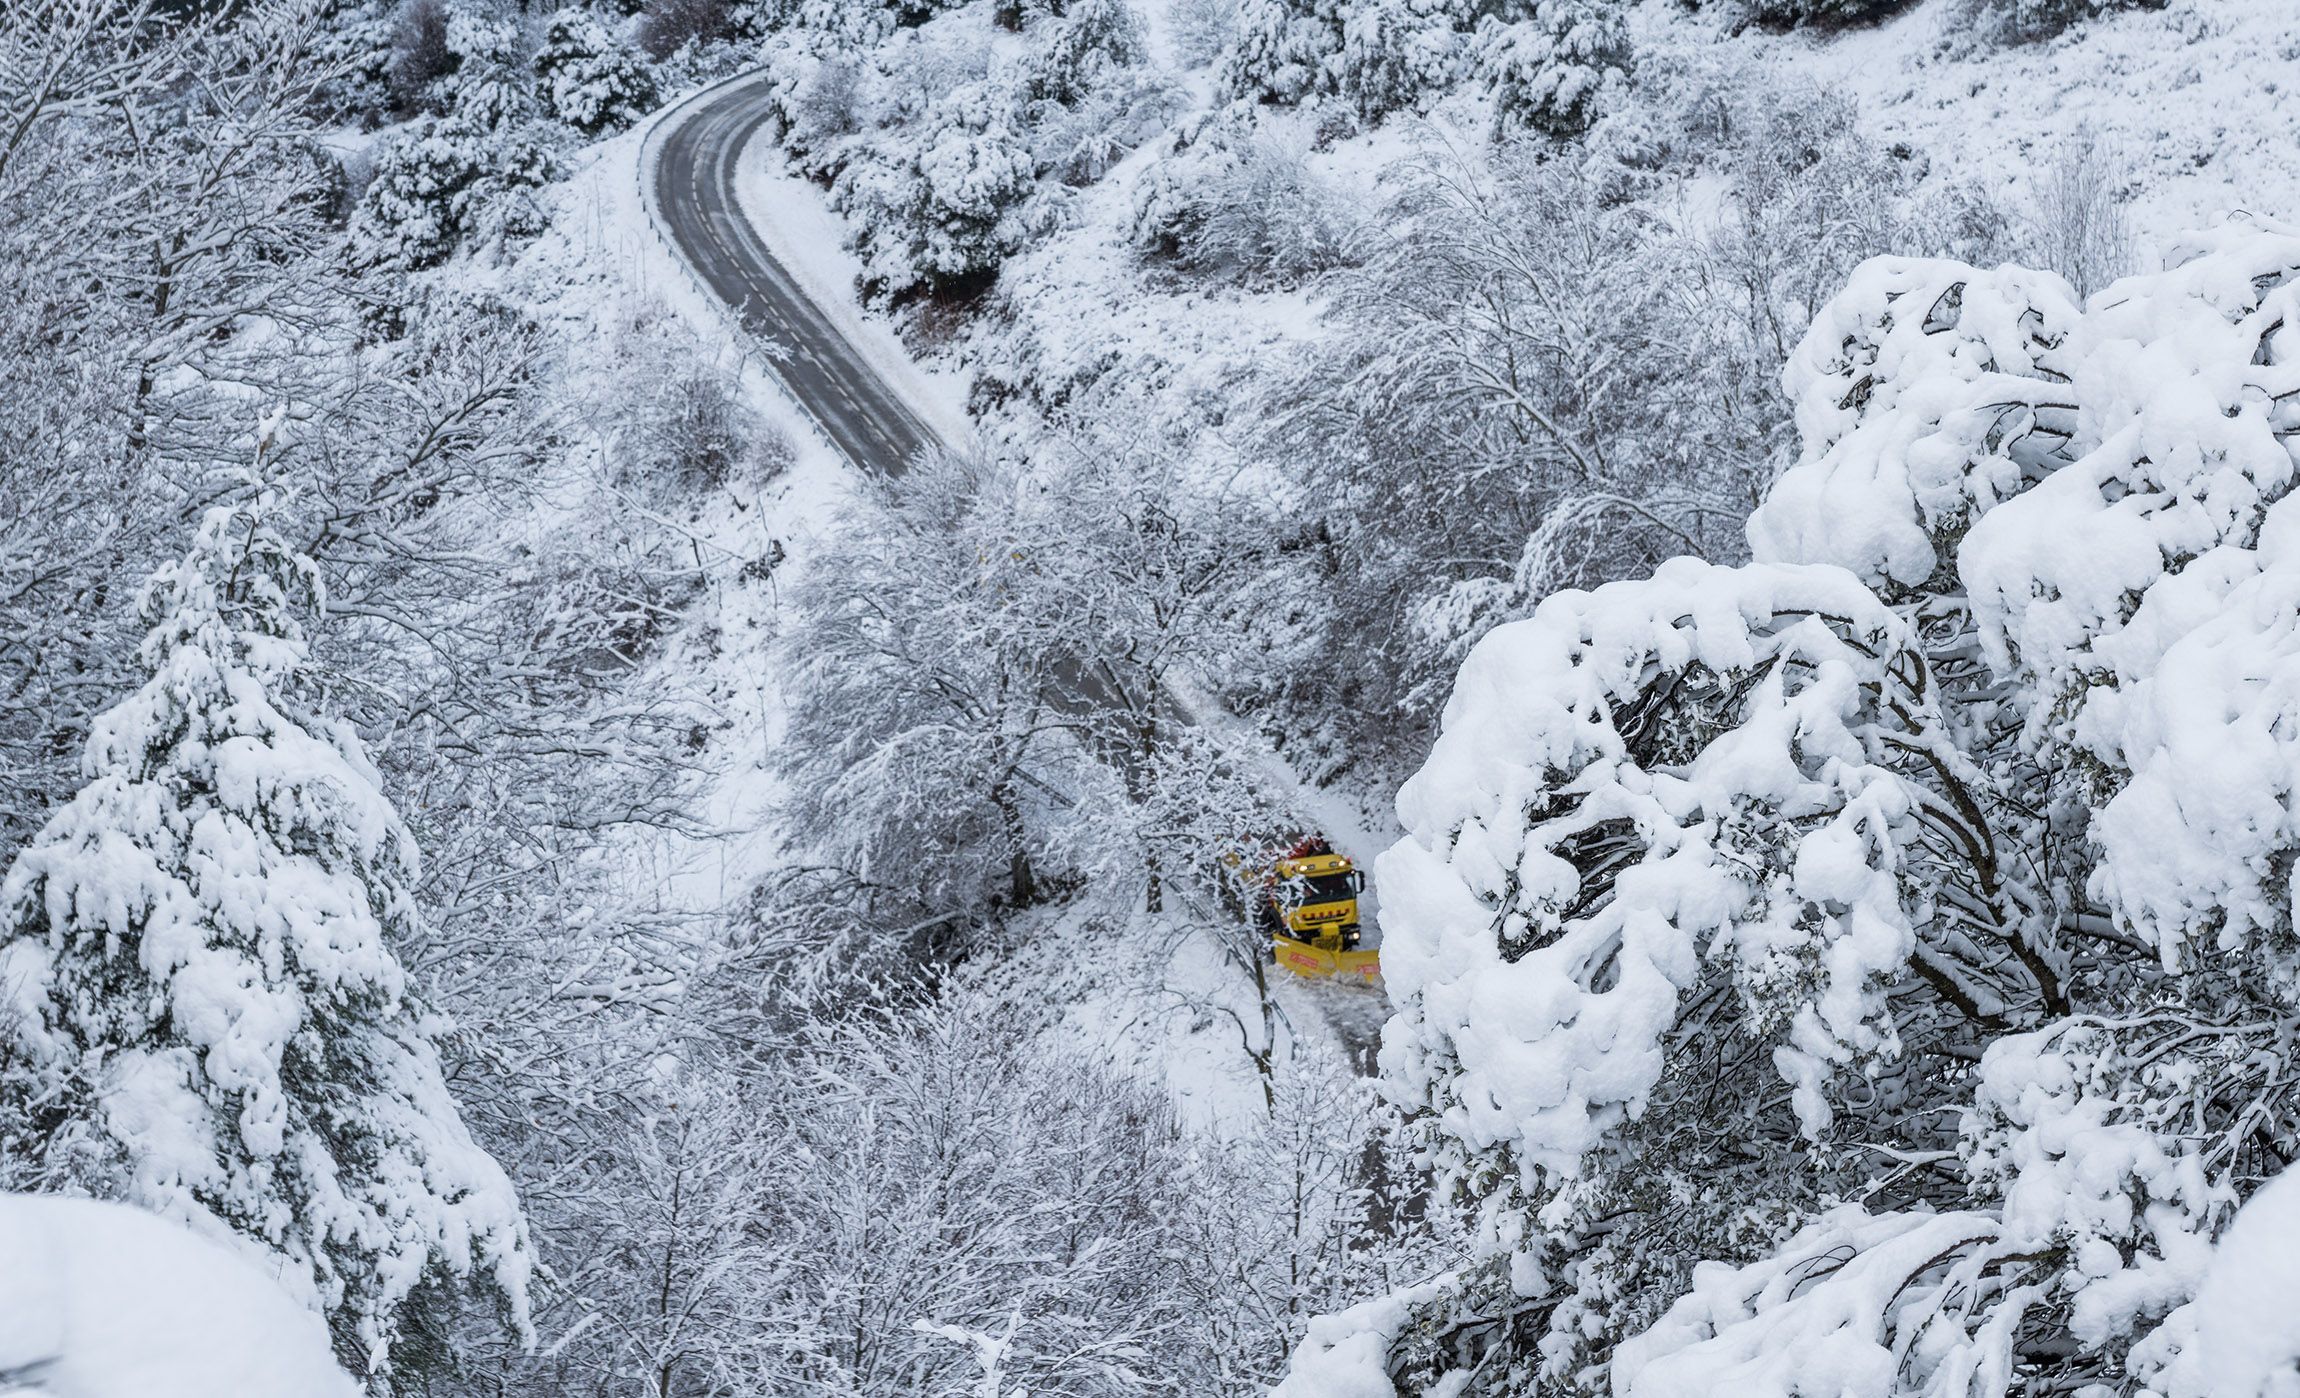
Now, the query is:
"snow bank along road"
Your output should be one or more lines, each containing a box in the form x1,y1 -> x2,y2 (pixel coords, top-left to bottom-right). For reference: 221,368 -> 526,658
651,72 -> 939,476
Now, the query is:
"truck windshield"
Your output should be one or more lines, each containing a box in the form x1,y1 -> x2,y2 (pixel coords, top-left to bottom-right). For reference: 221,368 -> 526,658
1304,873 -> 1356,905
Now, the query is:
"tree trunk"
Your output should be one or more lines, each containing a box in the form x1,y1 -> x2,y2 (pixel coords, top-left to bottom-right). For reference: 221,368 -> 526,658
994,781 -> 1035,907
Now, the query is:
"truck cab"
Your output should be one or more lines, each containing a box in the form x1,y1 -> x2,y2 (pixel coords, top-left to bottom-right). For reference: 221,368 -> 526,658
1266,849 -> 1365,951
1256,838 -> 1380,985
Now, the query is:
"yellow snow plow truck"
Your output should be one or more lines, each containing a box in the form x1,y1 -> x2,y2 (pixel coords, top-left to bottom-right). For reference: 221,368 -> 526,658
1233,836 -> 1380,986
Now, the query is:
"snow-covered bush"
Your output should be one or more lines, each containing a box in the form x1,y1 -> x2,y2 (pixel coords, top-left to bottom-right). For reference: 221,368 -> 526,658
1020,0 -> 1148,105
1952,0 -> 2162,45
1029,63 -> 1187,184
788,0 -> 902,49
439,12 -> 539,132
1331,0 -> 1473,121
1291,217 -> 2300,1396
1743,0 -> 1912,25
1017,0 -> 1182,182
1476,0 -> 1630,139
1220,0 -> 1567,121
1132,116 -> 1361,286
1220,0 -> 1346,106
533,9 -> 658,136
608,322 -> 794,490
637,0 -> 739,60
1170,0 -> 1243,66
832,82 -> 1038,294
2023,123 -> 2137,296
351,114 -> 556,269
778,448 -> 1083,912
353,9 -> 558,268
773,46 -> 871,166
384,0 -> 453,115
0,489 -> 534,1377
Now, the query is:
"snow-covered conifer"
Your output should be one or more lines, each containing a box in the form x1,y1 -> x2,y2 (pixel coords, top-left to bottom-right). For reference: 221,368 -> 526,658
1957,0 -> 2156,44
352,115 -> 556,269
1743,0 -> 1912,25
437,12 -> 535,132
534,9 -> 658,136
0,485 -> 534,1381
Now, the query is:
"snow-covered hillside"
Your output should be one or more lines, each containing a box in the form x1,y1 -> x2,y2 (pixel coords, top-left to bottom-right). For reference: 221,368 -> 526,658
7,0 -> 2300,1396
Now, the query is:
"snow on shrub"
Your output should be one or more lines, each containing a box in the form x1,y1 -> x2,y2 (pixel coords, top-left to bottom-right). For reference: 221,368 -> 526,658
0,488 -> 534,1375
832,81 -> 1039,294
1131,114 -> 1360,286
1476,0 -> 1630,139
1952,0 -> 2164,46
1295,216 -> 2300,1395
1220,0 -> 1346,107
351,114 -> 556,269
1221,0 -> 1630,129
1020,0 -> 1148,105
1170,0 -> 1243,66
1018,0 -> 1183,183
637,0 -> 741,61
768,42 -> 871,174
1331,0 -> 1473,121
789,0 -> 901,48
1741,0 -> 1912,25
534,8 -> 658,137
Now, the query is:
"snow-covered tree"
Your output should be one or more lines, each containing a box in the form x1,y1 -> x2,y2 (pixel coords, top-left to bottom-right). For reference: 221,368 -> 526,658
1018,0 -> 1182,184
352,115 -> 556,269
778,447 -> 1082,916
1021,0 -> 1147,104
1955,0 -> 2159,44
1219,0 -> 1345,106
1475,0 -> 1629,139
739,993 -> 1226,1396
534,8 -> 658,137
637,0 -> 741,61
438,11 -> 539,133
0,485 -> 534,1382
383,0 -> 453,114
1283,218 -> 2300,1396
1742,0 -> 1912,25
0,0 -> 362,858
831,81 -> 1038,294
1131,114 -> 1361,286
1331,0 -> 1473,121
1222,0 -> 1537,120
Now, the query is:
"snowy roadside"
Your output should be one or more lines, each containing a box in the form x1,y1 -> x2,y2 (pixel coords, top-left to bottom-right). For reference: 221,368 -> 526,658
727,116 -> 977,448
453,106 -> 862,931
528,83 -> 1391,1128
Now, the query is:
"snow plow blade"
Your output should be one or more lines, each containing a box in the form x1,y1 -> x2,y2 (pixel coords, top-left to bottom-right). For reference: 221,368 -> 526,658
1273,939 -> 1383,987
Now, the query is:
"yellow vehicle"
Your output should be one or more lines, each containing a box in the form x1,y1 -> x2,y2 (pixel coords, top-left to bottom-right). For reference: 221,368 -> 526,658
1244,837 -> 1380,986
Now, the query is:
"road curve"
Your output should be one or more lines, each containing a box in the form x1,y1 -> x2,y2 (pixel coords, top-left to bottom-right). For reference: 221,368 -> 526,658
652,73 -> 939,476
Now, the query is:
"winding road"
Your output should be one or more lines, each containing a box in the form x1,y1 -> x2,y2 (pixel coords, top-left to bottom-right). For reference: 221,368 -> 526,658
650,72 -> 939,476
647,78 -> 1392,1036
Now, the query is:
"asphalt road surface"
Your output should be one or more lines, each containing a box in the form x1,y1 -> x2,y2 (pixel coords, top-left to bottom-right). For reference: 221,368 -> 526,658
652,73 -> 939,476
